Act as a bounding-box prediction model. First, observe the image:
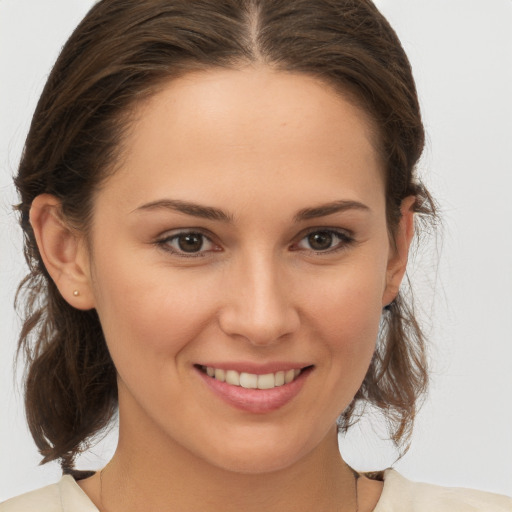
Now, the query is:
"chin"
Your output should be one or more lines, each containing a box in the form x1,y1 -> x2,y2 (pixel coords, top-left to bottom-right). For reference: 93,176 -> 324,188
192,424 -> 328,475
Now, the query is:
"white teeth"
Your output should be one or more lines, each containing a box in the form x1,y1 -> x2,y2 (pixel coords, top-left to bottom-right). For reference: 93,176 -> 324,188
225,370 -> 240,386
257,373 -> 275,390
204,366 -> 304,389
240,372 -> 258,389
284,369 -> 295,384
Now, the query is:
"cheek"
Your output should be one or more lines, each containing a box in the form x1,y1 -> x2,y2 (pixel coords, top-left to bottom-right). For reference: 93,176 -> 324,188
284,265 -> 385,425
305,262 -> 386,346
90,251 -> 217,375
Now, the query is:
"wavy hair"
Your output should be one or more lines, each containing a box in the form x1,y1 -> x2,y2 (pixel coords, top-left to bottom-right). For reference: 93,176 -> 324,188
15,0 -> 435,472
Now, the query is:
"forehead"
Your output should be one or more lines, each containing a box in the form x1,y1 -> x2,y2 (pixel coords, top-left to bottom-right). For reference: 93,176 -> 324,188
97,66 -> 385,215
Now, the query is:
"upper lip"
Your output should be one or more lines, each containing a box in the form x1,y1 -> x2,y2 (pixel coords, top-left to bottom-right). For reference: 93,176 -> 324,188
195,362 -> 313,374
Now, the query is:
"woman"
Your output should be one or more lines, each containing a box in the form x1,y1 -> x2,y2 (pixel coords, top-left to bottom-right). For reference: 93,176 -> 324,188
1,0 -> 511,510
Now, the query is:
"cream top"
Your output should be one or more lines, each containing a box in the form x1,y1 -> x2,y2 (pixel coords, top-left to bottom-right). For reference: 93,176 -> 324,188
1,469 -> 511,511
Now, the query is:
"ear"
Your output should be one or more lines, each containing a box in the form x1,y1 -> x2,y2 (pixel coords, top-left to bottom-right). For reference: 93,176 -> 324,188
382,195 -> 416,307
30,194 -> 95,310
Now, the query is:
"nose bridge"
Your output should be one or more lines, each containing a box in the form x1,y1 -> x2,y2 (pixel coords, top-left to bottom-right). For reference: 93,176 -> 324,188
219,248 -> 299,345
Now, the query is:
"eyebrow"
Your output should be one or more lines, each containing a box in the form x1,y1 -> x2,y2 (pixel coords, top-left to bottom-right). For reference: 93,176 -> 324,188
293,200 -> 370,222
134,199 -> 234,222
133,198 -> 370,223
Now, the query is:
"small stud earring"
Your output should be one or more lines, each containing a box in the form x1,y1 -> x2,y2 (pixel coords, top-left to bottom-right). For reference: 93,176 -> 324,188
73,290 -> 80,297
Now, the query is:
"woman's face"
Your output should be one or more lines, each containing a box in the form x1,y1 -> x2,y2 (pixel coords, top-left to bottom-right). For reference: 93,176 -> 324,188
83,67 -> 410,473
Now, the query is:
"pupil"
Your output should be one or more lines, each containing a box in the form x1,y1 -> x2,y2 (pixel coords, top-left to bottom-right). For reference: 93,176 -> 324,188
308,232 -> 332,250
178,233 -> 203,252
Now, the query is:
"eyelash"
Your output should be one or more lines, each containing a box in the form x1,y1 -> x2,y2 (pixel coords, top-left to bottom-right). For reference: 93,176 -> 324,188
155,229 -> 219,258
155,228 -> 355,258
292,228 -> 355,254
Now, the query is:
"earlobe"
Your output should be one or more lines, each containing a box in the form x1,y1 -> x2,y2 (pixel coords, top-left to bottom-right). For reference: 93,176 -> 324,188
382,196 -> 416,307
30,194 -> 95,310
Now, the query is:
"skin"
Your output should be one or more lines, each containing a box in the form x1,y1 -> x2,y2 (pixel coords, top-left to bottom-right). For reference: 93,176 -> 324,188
31,66 -> 415,512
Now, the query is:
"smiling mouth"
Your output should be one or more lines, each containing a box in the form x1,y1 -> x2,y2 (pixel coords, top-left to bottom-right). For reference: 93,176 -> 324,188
197,365 -> 311,390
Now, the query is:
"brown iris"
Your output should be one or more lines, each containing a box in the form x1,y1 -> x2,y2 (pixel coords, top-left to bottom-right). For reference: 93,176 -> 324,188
177,233 -> 204,252
307,231 -> 333,251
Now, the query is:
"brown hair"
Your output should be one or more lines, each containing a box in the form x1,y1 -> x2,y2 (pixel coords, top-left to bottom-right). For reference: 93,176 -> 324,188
15,0 -> 435,473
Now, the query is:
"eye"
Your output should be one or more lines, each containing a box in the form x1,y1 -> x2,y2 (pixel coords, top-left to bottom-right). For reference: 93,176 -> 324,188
294,229 -> 353,253
157,230 -> 219,257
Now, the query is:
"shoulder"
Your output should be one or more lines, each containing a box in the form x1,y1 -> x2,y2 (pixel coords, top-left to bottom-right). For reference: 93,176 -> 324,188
0,475 -> 98,512
374,469 -> 512,512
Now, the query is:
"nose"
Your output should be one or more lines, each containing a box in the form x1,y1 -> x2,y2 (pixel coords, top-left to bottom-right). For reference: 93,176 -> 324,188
218,253 -> 300,346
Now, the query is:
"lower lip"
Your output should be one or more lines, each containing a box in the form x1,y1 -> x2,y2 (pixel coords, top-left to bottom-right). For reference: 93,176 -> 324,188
196,367 -> 311,414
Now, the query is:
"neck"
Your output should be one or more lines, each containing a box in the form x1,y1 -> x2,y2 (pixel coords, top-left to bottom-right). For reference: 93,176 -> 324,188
100,415 -> 357,512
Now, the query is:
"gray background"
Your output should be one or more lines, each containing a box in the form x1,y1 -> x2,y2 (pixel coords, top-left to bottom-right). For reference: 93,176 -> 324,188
1,0 -> 511,500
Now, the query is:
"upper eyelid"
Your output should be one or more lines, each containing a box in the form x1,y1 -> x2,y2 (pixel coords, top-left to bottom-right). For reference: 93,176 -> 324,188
155,226 -> 354,251
292,228 -> 355,252
155,226 -> 354,240
295,226 -> 354,240
155,230 -> 218,258
157,227 -> 216,241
